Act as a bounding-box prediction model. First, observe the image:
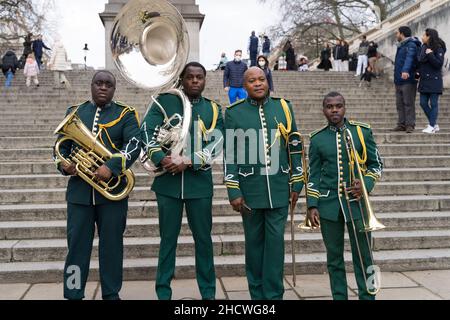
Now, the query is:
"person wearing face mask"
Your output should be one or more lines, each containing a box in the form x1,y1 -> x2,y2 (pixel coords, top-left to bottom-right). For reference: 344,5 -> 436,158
224,49 -> 248,104
257,55 -> 274,93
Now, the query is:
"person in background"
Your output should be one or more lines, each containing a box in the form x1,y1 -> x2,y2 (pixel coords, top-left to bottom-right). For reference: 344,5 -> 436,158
355,36 -> 369,76
32,34 -> 51,69
262,36 -> 271,57
217,52 -> 228,71
1,49 -> 19,88
318,43 -> 332,72
248,31 -> 260,67
48,39 -> 72,89
392,26 -> 421,133
19,33 -> 33,69
23,53 -> 40,88
278,55 -> 287,71
298,57 -> 309,72
333,40 -> 344,72
417,28 -> 447,134
224,49 -> 248,104
342,40 -> 350,72
367,41 -> 379,77
257,55 -> 274,93
359,65 -> 376,88
284,41 -> 297,71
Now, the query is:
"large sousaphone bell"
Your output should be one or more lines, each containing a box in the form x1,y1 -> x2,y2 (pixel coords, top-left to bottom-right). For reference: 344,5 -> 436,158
111,0 -> 192,175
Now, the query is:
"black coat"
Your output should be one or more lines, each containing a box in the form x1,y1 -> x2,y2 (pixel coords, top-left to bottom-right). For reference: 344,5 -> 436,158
417,44 -> 446,94
318,48 -> 332,70
1,51 -> 19,75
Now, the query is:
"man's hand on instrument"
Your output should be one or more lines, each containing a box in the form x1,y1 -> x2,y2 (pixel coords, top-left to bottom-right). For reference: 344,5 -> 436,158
307,207 -> 321,229
94,165 -> 112,182
230,197 -> 245,212
290,191 -> 299,210
61,163 -> 77,176
162,155 -> 192,175
348,179 -> 362,200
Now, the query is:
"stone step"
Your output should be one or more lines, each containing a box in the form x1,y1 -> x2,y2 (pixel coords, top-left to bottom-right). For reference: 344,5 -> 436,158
1,196 -> 450,235
0,155 -> 448,177
1,176 -> 450,200
3,114 -> 446,123
0,163 -> 450,192
1,229 -> 449,264
1,144 -> 449,161
2,132 -> 450,149
0,248 -> 449,283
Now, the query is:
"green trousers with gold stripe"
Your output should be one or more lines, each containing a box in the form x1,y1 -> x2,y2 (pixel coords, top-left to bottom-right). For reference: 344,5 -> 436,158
241,206 -> 289,300
63,201 -> 127,300
155,194 -> 216,300
320,211 -> 376,300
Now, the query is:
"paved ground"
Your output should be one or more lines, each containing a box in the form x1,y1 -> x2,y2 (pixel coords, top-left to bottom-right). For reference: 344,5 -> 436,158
1,270 -> 449,300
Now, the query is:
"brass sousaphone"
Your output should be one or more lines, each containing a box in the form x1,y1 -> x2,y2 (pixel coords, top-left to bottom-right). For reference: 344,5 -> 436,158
110,0 -> 192,176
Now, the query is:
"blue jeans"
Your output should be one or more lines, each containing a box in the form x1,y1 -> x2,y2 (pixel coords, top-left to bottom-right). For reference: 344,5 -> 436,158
5,70 -> 13,87
420,93 -> 439,127
228,87 -> 247,104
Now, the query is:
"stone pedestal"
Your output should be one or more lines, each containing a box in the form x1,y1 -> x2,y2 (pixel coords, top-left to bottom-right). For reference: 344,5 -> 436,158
99,0 -> 204,70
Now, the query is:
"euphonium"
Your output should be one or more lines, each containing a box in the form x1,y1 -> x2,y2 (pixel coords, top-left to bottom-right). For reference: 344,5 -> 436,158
110,0 -> 191,176
54,108 -> 135,202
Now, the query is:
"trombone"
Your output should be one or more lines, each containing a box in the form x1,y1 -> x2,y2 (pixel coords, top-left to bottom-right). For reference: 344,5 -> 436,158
342,128 -> 384,296
297,134 -> 319,231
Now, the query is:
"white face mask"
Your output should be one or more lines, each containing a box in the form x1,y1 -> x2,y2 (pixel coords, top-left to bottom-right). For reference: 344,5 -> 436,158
258,60 -> 266,67
234,55 -> 242,62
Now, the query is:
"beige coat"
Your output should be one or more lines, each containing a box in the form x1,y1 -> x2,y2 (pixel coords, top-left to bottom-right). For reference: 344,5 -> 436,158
49,41 -> 72,71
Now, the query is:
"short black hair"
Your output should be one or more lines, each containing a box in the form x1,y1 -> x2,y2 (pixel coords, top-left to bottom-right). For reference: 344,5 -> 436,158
323,91 -> 345,107
92,70 -> 116,83
398,26 -> 412,38
235,49 -> 243,54
180,62 -> 207,79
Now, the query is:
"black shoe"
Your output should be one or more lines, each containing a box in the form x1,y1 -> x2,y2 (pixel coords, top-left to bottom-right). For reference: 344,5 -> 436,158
406,126 -> 415,133
392,126 -> 406,132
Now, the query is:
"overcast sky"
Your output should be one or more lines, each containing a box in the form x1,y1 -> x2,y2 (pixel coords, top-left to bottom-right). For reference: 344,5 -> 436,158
53,0 -> 280,70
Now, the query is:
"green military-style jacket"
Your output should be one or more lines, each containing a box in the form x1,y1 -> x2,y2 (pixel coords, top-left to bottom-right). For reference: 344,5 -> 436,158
224,97 -> 304,210
306,119 -> 383,222
140,93 -> 224,199
54,100 -> 142,205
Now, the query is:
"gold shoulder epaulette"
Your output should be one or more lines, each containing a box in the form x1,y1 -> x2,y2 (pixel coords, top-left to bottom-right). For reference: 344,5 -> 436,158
227,98 -> 245,109
115,100 -> 135,111
271,97 -> 291,104
310,125 -> 328,138
71,100 -> 90,109
205,97 -> 221,108
349,120 -> 371,129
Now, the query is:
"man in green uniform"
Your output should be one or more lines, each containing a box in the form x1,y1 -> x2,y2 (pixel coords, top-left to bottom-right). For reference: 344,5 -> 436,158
140,62 -> 224,300
224,67 -> 304,300
306,91 -> 384,300
53,71 -> 141,300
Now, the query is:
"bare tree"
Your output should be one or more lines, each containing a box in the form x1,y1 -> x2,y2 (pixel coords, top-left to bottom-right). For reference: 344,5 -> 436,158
260,0 -> 395,58
0,0 -> 54,43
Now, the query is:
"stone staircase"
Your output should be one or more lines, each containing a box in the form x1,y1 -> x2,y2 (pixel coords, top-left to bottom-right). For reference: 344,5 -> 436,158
1,70 -> 450,283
